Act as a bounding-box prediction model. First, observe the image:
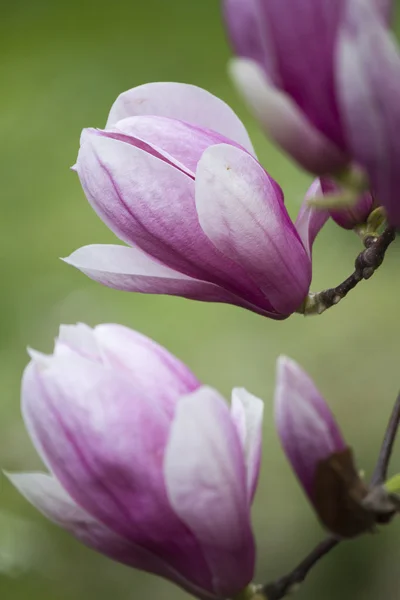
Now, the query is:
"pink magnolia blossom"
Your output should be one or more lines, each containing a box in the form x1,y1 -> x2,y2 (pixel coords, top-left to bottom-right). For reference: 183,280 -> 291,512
7,323 -> 264,600
337,0 -> 400,228
223,0 -> 391,175
65,82 -> 328,319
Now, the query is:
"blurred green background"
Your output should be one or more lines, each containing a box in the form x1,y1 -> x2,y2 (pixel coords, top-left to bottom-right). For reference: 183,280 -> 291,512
1,1 -> 400,599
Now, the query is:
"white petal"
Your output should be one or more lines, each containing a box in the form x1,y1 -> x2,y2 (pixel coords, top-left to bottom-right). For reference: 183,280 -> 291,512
27,348 -> 53,370
63,244 -> 253,307
229,58 -> 347,174
106,82 -> 255,155
231,388 -> 264,502
295,179 -> 330,258
6,472 -> 138,561
56,323 -> 101,361
6,472 -> 213,597
164,386 -> 255,597
195,143 -> 311,315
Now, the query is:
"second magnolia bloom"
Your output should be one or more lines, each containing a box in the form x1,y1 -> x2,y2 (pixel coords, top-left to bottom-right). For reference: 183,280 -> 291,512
65,82 -> 328,319
224,0 -> 400,228
8,323 -> 263,600
223,0 -> 391,175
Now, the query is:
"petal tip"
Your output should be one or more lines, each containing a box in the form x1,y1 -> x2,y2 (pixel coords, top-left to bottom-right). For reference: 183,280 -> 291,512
3,470 -> 13,481
27,348 -> 52,369
231,387 -> 264,412
276,354 -> 297,379
60,251 -> 81,268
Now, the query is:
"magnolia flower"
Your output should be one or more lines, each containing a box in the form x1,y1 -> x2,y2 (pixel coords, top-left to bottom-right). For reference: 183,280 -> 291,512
7,323 -> 264,600
337,0 -> 400,228
65,82 -> 328,319
223,0 -> 391,175
274,356 -> 395,538
309,178 -> 375,230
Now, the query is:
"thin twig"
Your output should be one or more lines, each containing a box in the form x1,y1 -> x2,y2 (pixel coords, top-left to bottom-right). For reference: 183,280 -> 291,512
261,537 -> 339,600
261,388 -> 400,599
303,226 -> 396,314
371,392 -> 400,486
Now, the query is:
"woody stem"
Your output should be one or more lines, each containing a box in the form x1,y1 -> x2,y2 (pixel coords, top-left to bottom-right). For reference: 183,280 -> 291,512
301,226 -> 396,315
371,391 -> 400,486
260,390 -> 400,599
259,537 -> 339,600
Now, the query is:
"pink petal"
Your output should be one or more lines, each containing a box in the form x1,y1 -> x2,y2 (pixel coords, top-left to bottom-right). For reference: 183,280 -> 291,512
76,132 -> 268,302
195,143 -> 311,315
230,58 -> 348,175
223,0 -> 267,65
374,0 -> 393,19
86,126 -> 194,177
63,244 -> 269,315
295,179 -> 330,258
274,356 -> 346,499
368,0 -> 394,22
7,473 -> 216,599
55,323 -> 102,361
311,178 -> 374,230
254,0 -> 394,146
21,357 -> 212,590
255,0 -> 346,149
94,323 -> 200,419
230,388 -> 264,503
114,115 -> 242,175
164,386 -> 255,598
337,0 -> 400,227
52,323 -> 199,409
106,82 -> 255,156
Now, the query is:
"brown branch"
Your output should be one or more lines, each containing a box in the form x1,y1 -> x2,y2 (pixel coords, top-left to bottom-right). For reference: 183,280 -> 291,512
260,537 -> 339,600
303,226 -> 396,314
371,392 -> 400,487
260,388 -> 400,600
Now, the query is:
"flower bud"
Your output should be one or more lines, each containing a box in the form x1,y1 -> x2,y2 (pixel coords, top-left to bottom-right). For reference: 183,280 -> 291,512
274,356 -> 387,538
8,323 -> 264,599
65,83 -> 328,319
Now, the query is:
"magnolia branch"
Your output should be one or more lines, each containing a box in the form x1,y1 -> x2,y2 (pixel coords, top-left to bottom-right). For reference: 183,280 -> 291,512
371,392 -> 400,487
259,536 -> 339,600
260,389 -> 400,600
302,226 -> 396,315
